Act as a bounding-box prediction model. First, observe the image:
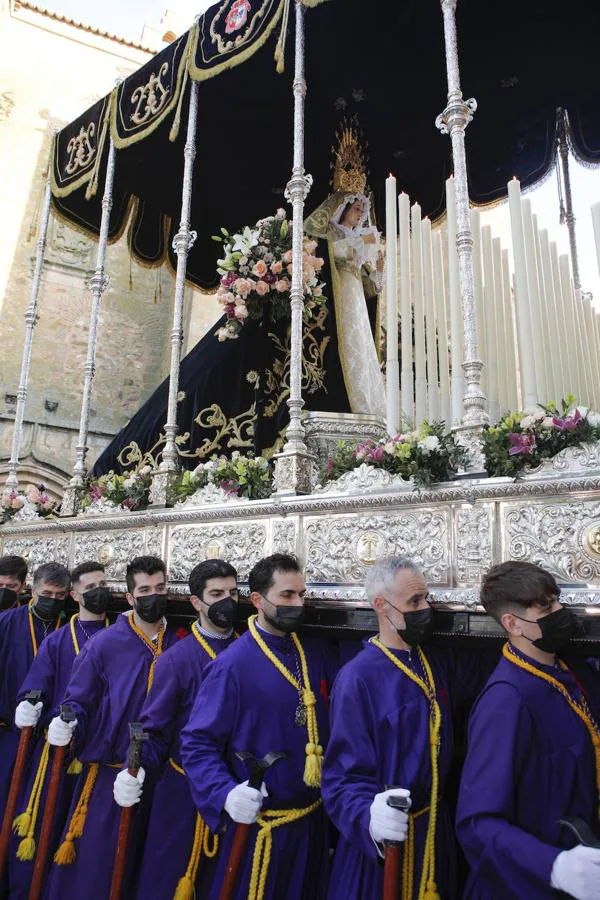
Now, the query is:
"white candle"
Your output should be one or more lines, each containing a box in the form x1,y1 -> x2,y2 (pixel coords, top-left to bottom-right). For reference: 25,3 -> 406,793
433,231 -> 451,426
446,176 -> 464,426
398,192 -> 413,424
385,174 -> 399,434
422,217 -> 439,421
492,237 -> 506,413
550,241 -> 571,399
538,228 -> 563,401
411,202 -> 427,425
522,199 -> 548,402
501,249 -> 519,409
481,226 -> 498,420
581,293 -> 598,408
559,254 -> 583,400
574,289 -> 593,407
591,202 -> 600,283
507,177 -> 537,408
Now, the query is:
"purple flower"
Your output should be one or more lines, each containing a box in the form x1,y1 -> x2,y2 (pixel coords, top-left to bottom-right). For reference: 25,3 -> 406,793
552,409 -> 582,431
509,432 -> 536,456
221,272 -> 237,288
326,458 -> 333,473
370,446 -> 385,462
90,486 -> 104,501
122,497 -> 134,510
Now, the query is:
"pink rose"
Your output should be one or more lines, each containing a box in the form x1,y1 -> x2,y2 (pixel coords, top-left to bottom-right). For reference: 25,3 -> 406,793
304,240 -> 318,254
314,257 -> 324,270
11,497 -> 25,510
234,278 -> 251,298
270,260 -> 283,275
275,278 -> 290,293
234,305 -> 249,321
217,290 -> 235,306
255,280 -> 269,296
252,259 -> 268,277
283,250 -> 293,264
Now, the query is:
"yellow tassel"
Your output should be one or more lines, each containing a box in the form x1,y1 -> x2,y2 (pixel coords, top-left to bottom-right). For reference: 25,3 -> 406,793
12,812 -> 31,837
16,836 -> 36,861
303,743 -> 323,788
173,875 -> 195,900
67,758 -> 83,775
423,883 -> 440,900
53,838 -> 77,866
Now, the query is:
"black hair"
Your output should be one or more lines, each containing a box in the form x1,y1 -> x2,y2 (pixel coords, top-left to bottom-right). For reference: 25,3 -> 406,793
32,562 -> 71,591
189,559 -> 237,599
248,553 -> 302,596
481,560 -> 559,623
126,555 -> 166,594
0,555 -> 28,584
71,561 -> 106,586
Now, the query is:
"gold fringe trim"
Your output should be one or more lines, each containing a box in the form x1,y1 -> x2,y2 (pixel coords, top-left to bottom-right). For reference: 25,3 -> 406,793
54,763 -> 99,865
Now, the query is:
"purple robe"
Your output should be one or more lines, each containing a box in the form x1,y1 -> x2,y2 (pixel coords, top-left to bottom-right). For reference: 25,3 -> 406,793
322,642 -> 492,900
134,629 -> 236,899
0,604 -> 62,823
180,627 -> 335,900
456,648 -> 600,900
7,617 -> 107,900
44,613 -> 177,900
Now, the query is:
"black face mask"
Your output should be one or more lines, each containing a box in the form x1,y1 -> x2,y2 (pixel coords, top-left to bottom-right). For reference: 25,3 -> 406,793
81,586 -> 111,616
263,597 -> 305,634
0,588 -> 18,611
204,595 -> 237,629
388,604 -> 435,647
134,593 -> 167,624
34,595 -> 65,621
516,606 -> 576,653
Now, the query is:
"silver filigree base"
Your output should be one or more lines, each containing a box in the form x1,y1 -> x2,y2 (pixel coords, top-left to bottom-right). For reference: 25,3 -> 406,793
273,449 -> 316,495
149,469 -> 179,508
303,411 -> 388,467
59,483 -> 86,517
453,424 -> 486,476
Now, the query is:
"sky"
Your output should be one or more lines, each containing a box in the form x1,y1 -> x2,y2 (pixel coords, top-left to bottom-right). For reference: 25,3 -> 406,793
40,1 -> 600,302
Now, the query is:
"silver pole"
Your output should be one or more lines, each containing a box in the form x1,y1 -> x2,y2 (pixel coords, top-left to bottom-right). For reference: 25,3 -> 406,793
149,79 -> 198,506
557,107 -> 581,291
273,0 -> 315,494
436,0 -> 487,465
5,172 -> 53,492
60,138 -> 117,515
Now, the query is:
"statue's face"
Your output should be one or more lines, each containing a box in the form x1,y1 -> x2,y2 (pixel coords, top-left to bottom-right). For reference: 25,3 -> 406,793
341,200 -> 365,229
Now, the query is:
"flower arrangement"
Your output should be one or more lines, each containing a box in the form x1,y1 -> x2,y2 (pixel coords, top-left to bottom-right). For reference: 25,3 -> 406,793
81,468 -> 154,513
213,209 -> 326,341
195,452 -> 273,500
322,421 -> 468,489
1,484 -> 58,524
482,397 -> 600,478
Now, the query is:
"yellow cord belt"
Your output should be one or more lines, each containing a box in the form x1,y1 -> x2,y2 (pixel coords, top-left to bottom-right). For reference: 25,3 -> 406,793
401,804 -> 431,900
12,739 -> 51,862
28,602 -> 61,656
371,638 -> 441,900
168,757 -> 218,900
248,615 -> 323,787
248,799 -> 322,900
127,614 -> 166,693
503,643 -> 600,804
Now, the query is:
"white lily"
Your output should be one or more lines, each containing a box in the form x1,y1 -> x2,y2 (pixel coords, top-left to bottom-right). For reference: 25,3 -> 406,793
231,226 -> 260,255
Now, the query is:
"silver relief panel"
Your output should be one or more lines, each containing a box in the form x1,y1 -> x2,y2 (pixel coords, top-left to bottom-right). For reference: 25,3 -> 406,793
71,529 -> 146,580
454,503 -> 494,585
168,522 -> 268,583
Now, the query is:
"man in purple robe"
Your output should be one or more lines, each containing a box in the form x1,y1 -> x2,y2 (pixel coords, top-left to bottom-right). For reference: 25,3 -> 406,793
7,561 -> 111,899
44,555 -> 177,900
322,556 -> 493,900
0,554 -> 28,613
128,558 -> 238,900
457,560 -> 600,900
0,562 -> 69,827
181,553 -> 334,900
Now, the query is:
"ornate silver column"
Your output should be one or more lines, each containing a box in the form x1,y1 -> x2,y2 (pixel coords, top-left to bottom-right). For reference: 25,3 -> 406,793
5,171 -> 53,492
60,138 -> 117,516
556,107 -> 581,291
149,79 -> 199,506
436,0 -> 487,468
273,0 -> 315,494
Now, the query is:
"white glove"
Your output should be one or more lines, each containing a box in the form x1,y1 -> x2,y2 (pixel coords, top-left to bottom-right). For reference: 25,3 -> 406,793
15,700 -> 43,729
224,780 -> 267,824
47,715 -> 77,747
369,788 -> 411,846
551,845 -> 600,900
113,768 -> 146,808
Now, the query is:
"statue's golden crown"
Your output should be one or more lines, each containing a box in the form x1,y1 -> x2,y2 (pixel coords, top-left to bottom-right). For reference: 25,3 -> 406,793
331,119 -> 368,194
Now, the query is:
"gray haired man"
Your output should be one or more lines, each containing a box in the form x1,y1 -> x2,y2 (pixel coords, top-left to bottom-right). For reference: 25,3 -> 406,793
322,556 -> 492,900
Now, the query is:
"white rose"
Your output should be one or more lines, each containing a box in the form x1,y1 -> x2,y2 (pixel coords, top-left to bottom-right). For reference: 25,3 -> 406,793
587,411 -> 600,427
519,415 -> 537,431
418,435 -> 440,453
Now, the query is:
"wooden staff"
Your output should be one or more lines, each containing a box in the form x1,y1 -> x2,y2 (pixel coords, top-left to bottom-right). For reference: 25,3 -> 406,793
0,690 -> 42,881
219,751 -> 285,900
383,790 -> 411,900
28,703 -> 76,900
108,723 -> 148,900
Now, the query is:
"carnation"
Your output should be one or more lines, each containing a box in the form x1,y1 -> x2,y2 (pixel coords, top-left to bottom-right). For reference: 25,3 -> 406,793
418,435 -> 441,453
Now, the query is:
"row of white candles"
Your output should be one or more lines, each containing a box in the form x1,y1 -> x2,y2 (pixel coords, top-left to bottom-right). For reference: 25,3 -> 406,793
384,174 -> 600,435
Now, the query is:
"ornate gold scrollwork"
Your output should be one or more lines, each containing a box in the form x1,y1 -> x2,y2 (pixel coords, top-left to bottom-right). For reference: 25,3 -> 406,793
65,124 -> 96,175
130,62 -> 170,126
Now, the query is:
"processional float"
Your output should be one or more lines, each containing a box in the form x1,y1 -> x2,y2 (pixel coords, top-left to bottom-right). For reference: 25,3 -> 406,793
3,0 -> 600,644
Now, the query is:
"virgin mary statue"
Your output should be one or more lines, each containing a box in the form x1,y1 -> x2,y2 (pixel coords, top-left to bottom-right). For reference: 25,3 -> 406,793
93,124 -> 386,476
304,123 -> 386,419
